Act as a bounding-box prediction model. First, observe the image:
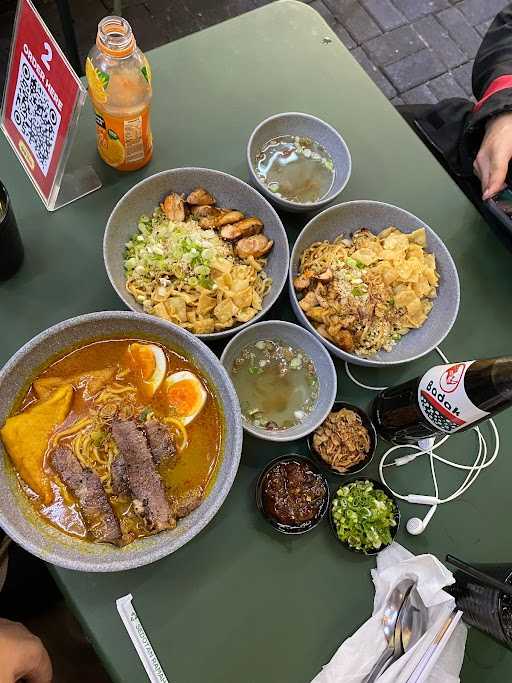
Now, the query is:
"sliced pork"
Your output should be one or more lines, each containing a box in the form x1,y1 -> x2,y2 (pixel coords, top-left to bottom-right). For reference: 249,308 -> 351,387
143,420 -> 176,465
51,447 -> 121,545
112,421 -> 175,531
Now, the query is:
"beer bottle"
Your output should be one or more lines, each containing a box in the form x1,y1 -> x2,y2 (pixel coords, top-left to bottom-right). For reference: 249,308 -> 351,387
372,357 -> 512,444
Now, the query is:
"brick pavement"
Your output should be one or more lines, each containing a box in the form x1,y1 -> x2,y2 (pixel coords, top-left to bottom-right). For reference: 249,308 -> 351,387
0,0 -> 510,106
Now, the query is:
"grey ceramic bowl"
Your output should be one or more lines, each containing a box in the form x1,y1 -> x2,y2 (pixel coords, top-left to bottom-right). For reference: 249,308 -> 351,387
104,167 -> 289,340
0,311 -> 243,572
247,112 -> 352,212
220,320 -> 337,442
289,200 -> 460,367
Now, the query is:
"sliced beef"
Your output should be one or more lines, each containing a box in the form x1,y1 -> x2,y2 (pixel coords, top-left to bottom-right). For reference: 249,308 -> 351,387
171,486 -> 204,519
112,421 -> 175,531
111,455 -> 130,497
143,420 -> 176,465
51,447 -> 121,545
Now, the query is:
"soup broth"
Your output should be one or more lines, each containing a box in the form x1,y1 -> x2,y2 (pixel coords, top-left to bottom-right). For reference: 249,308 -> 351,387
230,339 -> 319,430
2,339 -> 222,544
255,135 -> 335,203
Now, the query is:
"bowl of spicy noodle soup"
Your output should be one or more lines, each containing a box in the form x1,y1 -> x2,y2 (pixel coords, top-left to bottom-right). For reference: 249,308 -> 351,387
0,311 -> 242,572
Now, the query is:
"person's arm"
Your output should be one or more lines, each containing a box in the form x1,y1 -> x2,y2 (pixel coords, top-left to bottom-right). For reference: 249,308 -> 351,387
0,619 -> 52,683
466,6 -> 512,198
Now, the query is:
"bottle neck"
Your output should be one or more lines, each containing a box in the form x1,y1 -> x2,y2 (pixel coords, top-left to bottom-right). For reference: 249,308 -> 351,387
96,16 -> 135,58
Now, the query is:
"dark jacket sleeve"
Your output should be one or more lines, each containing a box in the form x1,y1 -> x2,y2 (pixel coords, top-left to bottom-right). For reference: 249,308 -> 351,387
399,5 -> 512,178
465,6 -> 512,135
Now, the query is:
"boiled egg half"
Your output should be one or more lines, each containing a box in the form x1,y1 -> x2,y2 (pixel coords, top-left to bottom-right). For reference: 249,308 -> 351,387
163,371 -> 207,425
127,343 -> 167,397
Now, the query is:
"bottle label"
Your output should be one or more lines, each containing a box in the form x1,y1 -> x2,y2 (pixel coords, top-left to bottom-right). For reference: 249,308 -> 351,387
94,107 -> 152,170
417,361 -> 489,433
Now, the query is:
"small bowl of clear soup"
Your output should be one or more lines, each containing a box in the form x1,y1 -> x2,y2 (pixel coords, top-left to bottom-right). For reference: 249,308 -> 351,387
220,320 -> 337,442
247,112 -> 351,213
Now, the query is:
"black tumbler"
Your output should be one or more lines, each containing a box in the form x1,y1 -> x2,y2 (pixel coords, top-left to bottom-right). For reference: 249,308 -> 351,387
446,563 -> 512,649
0,182 -> 24,281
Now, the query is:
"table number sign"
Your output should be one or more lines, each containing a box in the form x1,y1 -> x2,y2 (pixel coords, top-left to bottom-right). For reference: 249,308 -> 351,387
1,0 -> 101,211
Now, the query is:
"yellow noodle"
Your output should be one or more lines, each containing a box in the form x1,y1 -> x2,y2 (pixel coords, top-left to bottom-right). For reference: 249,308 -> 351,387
163,417 -> 188,451
118,404 -> 135,420
105,384 -> 137,394
50,417 -> 93,448
124,211 -> 272,334
99,403 -> 118,419
296,230 -> 438,357
116,369 -> 131,379
57,377 -> 186,501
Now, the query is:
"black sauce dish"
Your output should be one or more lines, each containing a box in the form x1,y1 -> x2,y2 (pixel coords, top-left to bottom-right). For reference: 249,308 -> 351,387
307,401 -> 377,476
255,454 -> 329,535
329,477 -> 400,556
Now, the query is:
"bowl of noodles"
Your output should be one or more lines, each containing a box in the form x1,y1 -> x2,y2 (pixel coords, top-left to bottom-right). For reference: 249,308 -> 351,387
104,168 -> 290,339
0,311 -> 243,571
289,201 -> 460,367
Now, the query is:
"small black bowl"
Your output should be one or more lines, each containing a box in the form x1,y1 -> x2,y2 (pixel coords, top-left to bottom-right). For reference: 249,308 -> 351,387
255,454 -> 329,535
307,401 -> 377,476
329,477 -> 400,556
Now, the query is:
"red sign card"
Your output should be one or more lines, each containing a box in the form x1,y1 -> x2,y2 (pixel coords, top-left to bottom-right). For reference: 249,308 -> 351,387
1,0 -> 85,205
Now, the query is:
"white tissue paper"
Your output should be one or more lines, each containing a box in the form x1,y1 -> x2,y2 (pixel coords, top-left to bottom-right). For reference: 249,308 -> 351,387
311,543 -> 467,683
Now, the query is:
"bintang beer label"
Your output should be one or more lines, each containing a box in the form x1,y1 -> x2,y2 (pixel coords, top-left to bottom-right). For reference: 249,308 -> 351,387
418,362 -> 490,433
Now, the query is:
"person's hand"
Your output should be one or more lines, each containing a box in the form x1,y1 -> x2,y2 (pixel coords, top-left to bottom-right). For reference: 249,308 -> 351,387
0,618 -> 52,683
474,111 -> 512,200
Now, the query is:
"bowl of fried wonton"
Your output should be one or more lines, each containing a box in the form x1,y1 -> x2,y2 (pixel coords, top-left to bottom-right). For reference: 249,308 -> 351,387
104,167 -> 290,339
289,200 -> 460,367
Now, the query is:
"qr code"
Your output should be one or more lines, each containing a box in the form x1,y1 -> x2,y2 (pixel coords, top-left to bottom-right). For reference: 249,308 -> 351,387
11,54 -> 61,176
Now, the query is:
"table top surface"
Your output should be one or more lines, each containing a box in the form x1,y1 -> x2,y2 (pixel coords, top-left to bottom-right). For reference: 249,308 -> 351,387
1,2 -> 511,681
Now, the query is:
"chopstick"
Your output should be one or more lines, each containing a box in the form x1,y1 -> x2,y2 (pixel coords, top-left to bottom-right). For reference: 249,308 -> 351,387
446,554 -> 512,598
404,608 -> 462,683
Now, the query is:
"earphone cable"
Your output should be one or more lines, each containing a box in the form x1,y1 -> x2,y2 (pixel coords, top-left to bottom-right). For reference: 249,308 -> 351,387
345,347 -> 500,510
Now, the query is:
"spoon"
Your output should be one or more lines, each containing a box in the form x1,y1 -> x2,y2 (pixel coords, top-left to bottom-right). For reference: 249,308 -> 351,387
373,586 -> 420,679
364,578 -> 415,683
401,588 -> 427,653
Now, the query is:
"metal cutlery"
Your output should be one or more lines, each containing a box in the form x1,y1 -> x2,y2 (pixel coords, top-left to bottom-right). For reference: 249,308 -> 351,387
364,578 -> 415,683
401,587 -> 427,653
374,586 -> 427,679
405,608 -> 463,683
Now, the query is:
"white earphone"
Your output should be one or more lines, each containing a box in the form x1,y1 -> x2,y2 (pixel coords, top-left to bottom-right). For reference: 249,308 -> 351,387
406,502 -> 438,535
344,348 -> 501,537
379,418 -> 499,536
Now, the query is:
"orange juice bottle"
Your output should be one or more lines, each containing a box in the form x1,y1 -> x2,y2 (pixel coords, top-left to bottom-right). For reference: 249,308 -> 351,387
86,16 -> 152,171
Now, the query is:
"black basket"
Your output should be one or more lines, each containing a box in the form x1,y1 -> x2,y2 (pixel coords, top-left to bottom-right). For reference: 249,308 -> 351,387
447,563 -> 512,649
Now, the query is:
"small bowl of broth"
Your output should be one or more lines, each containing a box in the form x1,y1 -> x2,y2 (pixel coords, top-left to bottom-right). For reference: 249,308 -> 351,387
247,112 -> 351,213
220,320 -> 337,442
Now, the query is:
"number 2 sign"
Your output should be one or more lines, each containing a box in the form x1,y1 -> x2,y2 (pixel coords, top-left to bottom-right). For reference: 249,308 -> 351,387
1,0 -> 100,210
41,42 -> 53,70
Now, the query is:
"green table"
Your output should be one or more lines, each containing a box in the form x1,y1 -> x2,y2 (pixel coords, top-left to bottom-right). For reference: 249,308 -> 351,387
1,2 -> 511,681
